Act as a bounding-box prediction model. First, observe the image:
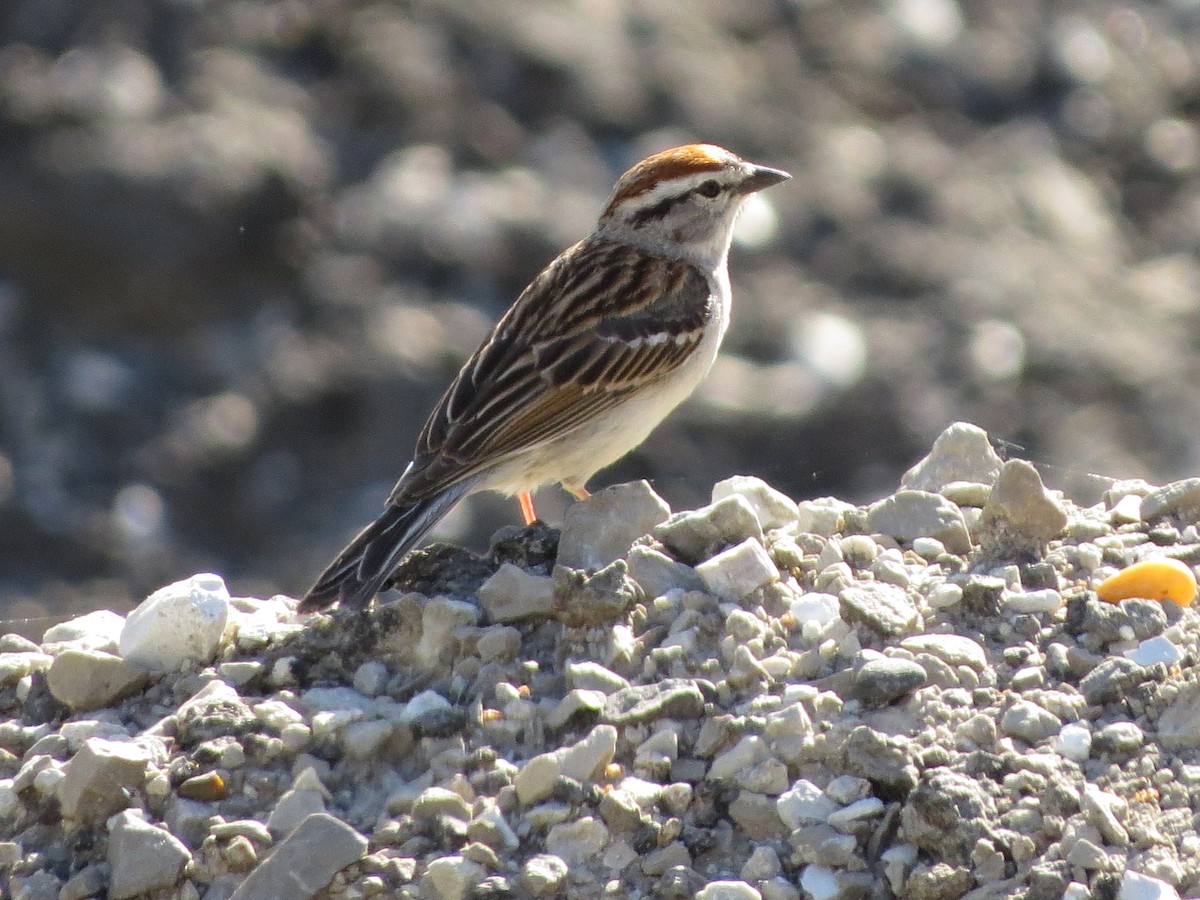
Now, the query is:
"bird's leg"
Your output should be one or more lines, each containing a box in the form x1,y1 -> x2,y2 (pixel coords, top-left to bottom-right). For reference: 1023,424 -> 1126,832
519,491 -> 537,525
565,483 -> 590,501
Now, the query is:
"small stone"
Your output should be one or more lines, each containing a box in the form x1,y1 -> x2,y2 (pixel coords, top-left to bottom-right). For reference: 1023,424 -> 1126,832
566,661 -> 630,695
1082,784 -> 1129,846
47,649 -> 149,711
789,592 -> 840,626
42,609 -> 126,652
603,679 -> 705,725
476,625 -> 521,661
218,661 -> 262,686
899,634 -> 988,671
119,573 -> 229,673
179,771 -> 228,801
900,422 -> 1004,492
799,865 -> 841,900
1124,636 -> 1182,667
267,768 -> 329,836
107,810 -> 191,899
901,769 -> 996,860
1004,588 -> 1064,614
9,870 -> 62,900
557,480 -> 672,570
0,651 -> 53,686
777,780 -> 837,828
1117,870 -> 1181,900
468,801 -> 519,851
827,797 -> 885,830
1157,681 -> 1200,751
514,725 -> 617,804
655,495 -> 763,563
353,660 -> 389,697
228,813 -> 367,900
223,834 -> 258,870
867,490 -> 972,554
695,537 -> 779,600
1141,478 -> 1200,523
1000,700 -> 1062,744
477,564 -> 556,623
1065,838 -> 1108,869
796,498 -> 855,535
59,863 -> 107,900
412,786 -> 472,822
342,719 -> 393,758
521,853 -> 569,897
976,461 -> 1068,559
546,689 -> 606,729
545,815 -> 609,865
839,583 -> 920,638
927,583 -> 963,609
420,855 -> 485,900
1093,721 -> 1144,757
627,544 -> 705,597
741,846 -> 782,882
853,657 -> 927,706
1054,723 -> 1092,762
696,881 -> 762,900
712,475 -> 800,531
709,735 -> 765,781
552,559 -> 641,627
58,737 -> 150,821
1080,657 -> 1144,705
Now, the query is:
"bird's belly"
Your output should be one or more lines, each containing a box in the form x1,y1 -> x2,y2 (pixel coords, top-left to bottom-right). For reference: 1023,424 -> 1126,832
484,301 -> 727,496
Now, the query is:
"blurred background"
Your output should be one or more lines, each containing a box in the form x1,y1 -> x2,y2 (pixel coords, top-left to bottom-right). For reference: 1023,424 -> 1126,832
2,0 -> 1199,625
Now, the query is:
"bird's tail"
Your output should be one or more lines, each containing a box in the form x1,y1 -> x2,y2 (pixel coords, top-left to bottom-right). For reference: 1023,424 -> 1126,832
299,483 -> 471,613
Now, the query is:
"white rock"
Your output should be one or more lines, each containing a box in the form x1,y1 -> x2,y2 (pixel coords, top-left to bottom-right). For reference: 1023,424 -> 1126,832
42,609 -> 126,653
899,634 -> 988,671
267,768 -> 329,837
342,719 -> 393,758
789,592 -> 840,626
353,660 -> 390,697
777,779 -> 837,828
696,538 -> 779,600
712,475 -> 799,531
545,816 -> 609,866
515,725 -> 617,805
119,573 -> 230,673
58,738 -> 150,821
800,865 -> 841,900
477,566 -> 554,623
557,480 -> 672,571
1054,723 -> 1093,762
1004,588 -> 1064,614
827,797 -> 885,830
1117,870 -> 1180,900
400,689 -> 452,724
421,855 -> 485,900
1124,635 -> 1183,667
709,735 -> 766,781
695,881 -> 762,900
927,583 -> 964,608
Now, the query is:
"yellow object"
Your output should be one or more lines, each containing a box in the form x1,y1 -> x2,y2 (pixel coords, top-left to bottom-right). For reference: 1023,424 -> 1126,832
1096,558 -> 1197,606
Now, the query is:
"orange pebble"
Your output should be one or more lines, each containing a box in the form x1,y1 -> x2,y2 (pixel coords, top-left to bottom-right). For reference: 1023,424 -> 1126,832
1096,558 -> 1197,606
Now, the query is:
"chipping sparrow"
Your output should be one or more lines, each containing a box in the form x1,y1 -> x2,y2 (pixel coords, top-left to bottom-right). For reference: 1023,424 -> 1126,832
300,144 -> 789,612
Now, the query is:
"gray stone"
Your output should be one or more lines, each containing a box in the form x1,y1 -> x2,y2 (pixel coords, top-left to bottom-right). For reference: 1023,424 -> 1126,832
546,688 -> 606,729
695,881 -> 762,900
1093,721 -> 1144,757
229,813 -> 367,900
268,767 -> 328,837
1157,681 -> 1200,751
0,651 -> 52,687
853,657 -> 927,706
1082,784 -> 1129,847
1080,657 -> 1145,705
627,544 -> 704,597
841,727 -> 918,794
545,816 -> 609,866
58,737 -> 150,821
557,480 -> 671,571
901,422 -> 1004,492
654,494 -> 763,563
477,563 -> 555,623
552,559 -> 641,627
712,475 -> 800,531
1082,598 -> 1167,646
9,870 -> 62,900
603,679 -> 705,725
565,661 -> 629,695
59,863 -> 107,900
776,779 -> 837,828
867,490 -> 972,554
976,460 -> 1068,558
839,583 -> 920,638
696,538 -> 779,600
514,725 -> 617,805
900,769 -> 997,863
47,649 -> 149,711
411,786 -> 471,822
420,855 -> 484,900
476,625 -> 522,661
899,634 -> 988,671
107,810 -> 191,899
1141,477 -> 1200,522
521,853 -> 569,897
1000,700 -> 1062,744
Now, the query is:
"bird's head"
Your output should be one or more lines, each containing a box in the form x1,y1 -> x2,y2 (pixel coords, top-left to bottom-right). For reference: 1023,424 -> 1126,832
598,144 -> 790,266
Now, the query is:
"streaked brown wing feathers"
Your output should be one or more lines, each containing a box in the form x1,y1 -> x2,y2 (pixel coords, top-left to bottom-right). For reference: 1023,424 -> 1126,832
392,239 -> 711,502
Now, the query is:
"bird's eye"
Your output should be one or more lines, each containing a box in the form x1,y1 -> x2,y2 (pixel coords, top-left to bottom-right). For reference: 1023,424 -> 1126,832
697,180 -> 721,198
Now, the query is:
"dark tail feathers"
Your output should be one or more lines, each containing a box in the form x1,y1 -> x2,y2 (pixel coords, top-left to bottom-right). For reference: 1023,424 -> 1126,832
299,484 -> 470,613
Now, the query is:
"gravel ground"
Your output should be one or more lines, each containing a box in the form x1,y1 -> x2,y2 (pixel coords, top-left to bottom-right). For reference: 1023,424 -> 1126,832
3,422 -> 1200,899
4,0 -> 1200,619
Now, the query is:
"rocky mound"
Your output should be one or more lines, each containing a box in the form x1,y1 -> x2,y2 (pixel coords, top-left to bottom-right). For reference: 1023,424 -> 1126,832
2,423 -> 1199,899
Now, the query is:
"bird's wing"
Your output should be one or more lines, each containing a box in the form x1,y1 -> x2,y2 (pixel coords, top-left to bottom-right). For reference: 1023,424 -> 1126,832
388,238 -> 713,504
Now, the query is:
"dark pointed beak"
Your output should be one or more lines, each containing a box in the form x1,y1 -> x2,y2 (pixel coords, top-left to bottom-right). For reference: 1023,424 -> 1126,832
739,163 -> 791,194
